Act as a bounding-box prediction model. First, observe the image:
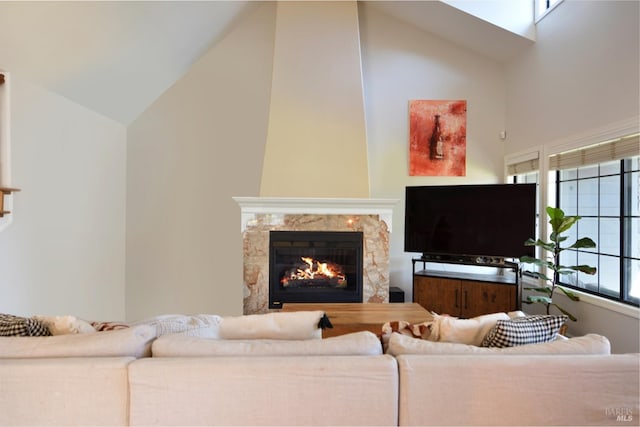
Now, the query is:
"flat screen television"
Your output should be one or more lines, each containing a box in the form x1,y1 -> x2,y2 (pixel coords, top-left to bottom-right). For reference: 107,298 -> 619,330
404,184 -> 536,261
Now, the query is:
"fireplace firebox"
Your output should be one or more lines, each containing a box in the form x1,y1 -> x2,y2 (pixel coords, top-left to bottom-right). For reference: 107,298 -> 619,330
269,231 -> 363,309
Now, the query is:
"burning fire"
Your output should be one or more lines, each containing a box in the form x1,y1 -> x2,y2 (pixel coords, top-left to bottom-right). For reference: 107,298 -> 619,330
281,257 -> 347,287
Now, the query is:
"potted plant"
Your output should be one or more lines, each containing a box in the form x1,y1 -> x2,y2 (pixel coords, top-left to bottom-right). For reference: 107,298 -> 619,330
520,206 -> 597,321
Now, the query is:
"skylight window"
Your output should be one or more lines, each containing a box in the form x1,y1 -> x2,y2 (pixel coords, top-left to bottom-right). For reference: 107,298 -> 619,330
536,0 -> 563,22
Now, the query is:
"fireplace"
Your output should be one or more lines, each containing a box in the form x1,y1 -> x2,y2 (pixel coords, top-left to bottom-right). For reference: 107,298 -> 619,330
269,230 -> 363,309
234,197 -> 397,314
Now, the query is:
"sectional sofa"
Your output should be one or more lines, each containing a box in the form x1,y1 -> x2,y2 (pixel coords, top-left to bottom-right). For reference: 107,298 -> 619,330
0,314 -> 638,426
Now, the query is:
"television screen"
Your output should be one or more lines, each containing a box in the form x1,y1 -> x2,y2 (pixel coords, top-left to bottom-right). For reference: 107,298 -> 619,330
404,184 -> 536,260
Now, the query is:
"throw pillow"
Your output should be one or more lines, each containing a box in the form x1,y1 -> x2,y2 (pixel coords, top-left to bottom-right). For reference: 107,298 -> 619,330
218,311 -> 328,340
0,314 -> 51,337
481,315 -> 568,348
129,314 -> 223,338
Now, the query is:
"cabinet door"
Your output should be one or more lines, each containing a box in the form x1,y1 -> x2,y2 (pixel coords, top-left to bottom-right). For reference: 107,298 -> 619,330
414,276 -> 461,316
460,281 -> 515,318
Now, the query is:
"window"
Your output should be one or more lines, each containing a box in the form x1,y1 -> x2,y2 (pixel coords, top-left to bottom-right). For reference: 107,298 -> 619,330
550,134 -> 639,307
536,0 -> 564,22
507,153 -> 541,276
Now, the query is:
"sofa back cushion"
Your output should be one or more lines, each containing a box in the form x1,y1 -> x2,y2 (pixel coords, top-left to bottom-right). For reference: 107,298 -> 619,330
0,357 -> 133,426
397,353 -> 639,426
129,355 -> 398,426
0,324 -> 157,358
152,331 -> 382,357
386,332 -> 611,355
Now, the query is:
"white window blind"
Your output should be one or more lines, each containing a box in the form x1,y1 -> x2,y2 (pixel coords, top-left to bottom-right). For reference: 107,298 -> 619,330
549,133 -> 640,170
506,152 -> 539,175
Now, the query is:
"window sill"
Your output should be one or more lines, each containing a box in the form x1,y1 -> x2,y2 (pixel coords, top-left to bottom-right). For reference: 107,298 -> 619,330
521,276 -> 640,319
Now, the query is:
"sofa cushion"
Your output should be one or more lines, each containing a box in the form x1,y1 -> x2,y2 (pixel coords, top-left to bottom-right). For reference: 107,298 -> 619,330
129,355 -> 399,426
481,315 -> 567,347
386,332 -> 610,355
0,324 -> 157,358
0,357 -> 134,426
152,331 -> 382,357
0,314 -> 51,337
218,311 -> 327,340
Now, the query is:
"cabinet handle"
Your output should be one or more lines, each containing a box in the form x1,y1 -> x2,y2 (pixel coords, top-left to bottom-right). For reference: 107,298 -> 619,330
464,290 -> 468,309
455,289 -> 459,308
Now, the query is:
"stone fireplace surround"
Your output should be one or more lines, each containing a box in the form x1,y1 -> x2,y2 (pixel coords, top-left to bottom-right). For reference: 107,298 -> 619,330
233,197 -> 397,314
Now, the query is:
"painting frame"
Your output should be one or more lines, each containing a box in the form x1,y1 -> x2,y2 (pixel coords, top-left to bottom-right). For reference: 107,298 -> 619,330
409,100 -> 467,176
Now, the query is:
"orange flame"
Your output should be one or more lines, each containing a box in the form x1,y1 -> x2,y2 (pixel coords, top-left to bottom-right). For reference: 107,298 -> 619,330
281,257 -> 346,285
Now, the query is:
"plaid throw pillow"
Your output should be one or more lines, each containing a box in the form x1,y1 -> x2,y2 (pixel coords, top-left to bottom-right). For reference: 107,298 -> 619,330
481,315 -> 567,348
0,314 -> 51,337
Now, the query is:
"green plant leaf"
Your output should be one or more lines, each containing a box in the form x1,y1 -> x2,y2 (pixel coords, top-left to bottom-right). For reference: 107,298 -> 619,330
549,231 -> 566,242
527,295 -> 552,304
556,265 -> 598,275
551,303 -> 577,322
558,286 -> 580,302
555,216 -> 580,234
524,286 -> 552,295
568,265 -> 597,275
547,207 -> 566,232
556,263 -> 596,275
546,206 -> 564,220
520,256 -> 554,269
536,273 -> 552,282
568,237 -> 597,249
546,207 -> 581,235
523,238 -> 556,252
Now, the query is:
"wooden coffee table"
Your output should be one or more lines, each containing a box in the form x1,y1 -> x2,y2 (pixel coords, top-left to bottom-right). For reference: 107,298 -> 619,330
282,303 -> 433,338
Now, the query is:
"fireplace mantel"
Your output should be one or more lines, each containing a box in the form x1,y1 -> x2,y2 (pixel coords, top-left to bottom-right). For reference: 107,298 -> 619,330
233,197 -> 398,314
233,197 -> 397,232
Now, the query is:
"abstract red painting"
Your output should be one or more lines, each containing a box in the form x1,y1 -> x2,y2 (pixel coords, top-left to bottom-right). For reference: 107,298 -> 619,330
409,100 -> 467,176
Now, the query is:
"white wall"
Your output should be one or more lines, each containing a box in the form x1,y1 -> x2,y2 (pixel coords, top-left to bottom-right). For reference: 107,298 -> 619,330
505,0 -> 639,153
506,0 -> 640,353
125,2 -> 510,319
125,4 -> 276,320
358,4 -> 508,301
0,76 -> 126,320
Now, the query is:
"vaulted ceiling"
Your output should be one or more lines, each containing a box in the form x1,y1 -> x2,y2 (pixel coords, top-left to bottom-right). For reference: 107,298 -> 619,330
0,1 -> 533,125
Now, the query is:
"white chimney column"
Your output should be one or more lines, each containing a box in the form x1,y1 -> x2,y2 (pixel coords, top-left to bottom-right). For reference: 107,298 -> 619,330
260,1 -> 370,198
